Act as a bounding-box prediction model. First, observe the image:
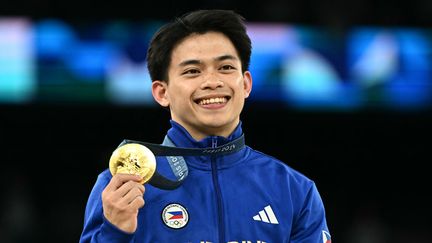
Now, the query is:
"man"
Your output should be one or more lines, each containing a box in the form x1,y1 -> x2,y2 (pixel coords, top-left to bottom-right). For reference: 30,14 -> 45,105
80,9 -> 331,243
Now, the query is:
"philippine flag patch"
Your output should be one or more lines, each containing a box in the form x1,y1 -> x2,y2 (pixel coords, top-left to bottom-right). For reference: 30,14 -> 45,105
168,211 -> 184,220
322,230 -> 331,243
162,203 -> 189,229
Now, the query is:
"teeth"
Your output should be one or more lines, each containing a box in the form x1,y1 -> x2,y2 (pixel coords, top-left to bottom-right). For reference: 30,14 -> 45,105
199,97 -> 227,105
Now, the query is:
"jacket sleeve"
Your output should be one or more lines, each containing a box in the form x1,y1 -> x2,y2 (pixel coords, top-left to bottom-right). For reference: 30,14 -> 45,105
290,182 -> 332,243
79,171 -> 136,243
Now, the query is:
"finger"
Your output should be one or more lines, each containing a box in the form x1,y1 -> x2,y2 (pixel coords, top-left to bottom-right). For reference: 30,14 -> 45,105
129,195 -> 145,209
114,180 -> 144,199
119,186 -> 144,206
127,183 -> 144,194
105,173 -> 143,192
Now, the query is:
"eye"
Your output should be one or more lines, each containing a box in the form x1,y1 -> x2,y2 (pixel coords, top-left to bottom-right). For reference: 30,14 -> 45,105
220,64 -> 236,71
182,69 -> 200,75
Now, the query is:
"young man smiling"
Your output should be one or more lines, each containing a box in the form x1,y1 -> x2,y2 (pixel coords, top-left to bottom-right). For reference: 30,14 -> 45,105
80,9 -> 331,243
152,31 -> 251,140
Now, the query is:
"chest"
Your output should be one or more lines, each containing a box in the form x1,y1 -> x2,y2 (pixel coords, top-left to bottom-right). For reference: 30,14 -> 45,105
134,169 -> 293,243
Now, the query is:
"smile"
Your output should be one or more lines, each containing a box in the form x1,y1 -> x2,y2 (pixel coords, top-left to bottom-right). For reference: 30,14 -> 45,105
197,97 -> 229,105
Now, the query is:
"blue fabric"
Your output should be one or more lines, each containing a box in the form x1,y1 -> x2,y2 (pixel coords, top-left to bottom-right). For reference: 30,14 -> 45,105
80,120 -> 330,243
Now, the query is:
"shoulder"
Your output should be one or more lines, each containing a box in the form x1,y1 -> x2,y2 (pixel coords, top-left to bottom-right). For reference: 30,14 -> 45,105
244,147 -> 326,221
246,146 -> 315,189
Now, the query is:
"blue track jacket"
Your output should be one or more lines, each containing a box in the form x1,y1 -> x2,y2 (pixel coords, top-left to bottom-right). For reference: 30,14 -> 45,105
80,120 -> 331,243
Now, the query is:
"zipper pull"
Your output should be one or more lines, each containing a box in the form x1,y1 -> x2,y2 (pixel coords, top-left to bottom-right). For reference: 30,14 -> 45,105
212,136 -> 217,148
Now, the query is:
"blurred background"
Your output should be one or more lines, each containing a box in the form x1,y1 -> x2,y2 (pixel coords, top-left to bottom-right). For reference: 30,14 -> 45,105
1,0 -> 432,242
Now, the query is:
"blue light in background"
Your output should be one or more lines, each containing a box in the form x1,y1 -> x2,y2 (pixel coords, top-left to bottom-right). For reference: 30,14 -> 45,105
106,59 -> 155,105
349,29 -> 398,88
104,22 -> 158,105
64,42 -> 119,81
2,18 -> 432,110
247,24 -> 299,101
34,19 -> 76,59
282,51 -> 346,105
348,27 -> 432,109
0,18 -> 35,103
385,29 -> 432,108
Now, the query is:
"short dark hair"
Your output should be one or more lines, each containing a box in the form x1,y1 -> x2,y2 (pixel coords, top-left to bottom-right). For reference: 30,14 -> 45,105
147,9 -> 252,82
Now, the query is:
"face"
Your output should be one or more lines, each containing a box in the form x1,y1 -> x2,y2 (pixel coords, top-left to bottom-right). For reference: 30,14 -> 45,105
152,31 -> 252,140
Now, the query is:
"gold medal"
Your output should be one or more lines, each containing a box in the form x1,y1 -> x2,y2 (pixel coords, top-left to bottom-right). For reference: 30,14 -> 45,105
109,143 -> 156,184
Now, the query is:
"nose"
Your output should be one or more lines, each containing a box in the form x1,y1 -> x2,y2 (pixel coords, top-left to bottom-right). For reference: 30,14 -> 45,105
200,73 -> 224,90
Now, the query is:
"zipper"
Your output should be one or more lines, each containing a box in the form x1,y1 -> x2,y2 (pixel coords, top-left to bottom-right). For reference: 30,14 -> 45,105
211,136 -> 225,243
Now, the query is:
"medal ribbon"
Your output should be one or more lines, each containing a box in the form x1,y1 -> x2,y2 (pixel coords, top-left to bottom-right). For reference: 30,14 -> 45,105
118,134 -> 245,190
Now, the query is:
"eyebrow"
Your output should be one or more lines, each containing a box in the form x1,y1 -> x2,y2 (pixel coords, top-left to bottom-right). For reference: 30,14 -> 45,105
178,59 -> 201,67
215,54 -> 238,62
178,54 -> 238,67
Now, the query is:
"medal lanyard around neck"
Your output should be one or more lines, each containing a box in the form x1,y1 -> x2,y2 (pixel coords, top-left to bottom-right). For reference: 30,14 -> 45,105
119,134 -> 245,190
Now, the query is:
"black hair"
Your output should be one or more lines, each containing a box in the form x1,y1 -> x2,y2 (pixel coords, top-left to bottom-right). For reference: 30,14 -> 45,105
147,9 -> 252,82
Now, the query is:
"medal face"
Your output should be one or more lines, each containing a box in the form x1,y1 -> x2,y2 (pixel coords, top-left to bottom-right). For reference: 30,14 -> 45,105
109,143 -> 156,184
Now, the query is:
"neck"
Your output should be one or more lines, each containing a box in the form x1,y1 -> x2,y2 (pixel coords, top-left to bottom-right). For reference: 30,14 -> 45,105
172,120 -> 239,141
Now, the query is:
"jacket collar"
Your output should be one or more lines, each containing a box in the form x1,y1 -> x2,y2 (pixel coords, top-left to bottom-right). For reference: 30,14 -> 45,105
166,120 -> 248,170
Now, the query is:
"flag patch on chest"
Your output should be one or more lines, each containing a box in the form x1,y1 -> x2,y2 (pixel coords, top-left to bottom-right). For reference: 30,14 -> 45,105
162,203 -> 189,229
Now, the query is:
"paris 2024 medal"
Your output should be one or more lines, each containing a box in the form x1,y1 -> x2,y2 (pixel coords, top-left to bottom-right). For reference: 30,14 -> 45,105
109,143 -> 156,184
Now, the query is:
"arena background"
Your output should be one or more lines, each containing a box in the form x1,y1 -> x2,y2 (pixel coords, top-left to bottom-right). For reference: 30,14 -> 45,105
1,0 -> 432,242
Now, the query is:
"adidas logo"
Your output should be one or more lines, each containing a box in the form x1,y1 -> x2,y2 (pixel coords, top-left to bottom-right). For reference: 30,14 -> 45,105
253,205 -> 279,224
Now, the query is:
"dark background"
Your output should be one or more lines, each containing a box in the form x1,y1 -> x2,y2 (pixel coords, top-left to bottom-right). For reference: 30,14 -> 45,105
1,1 -> 432,243
3,0 -> 432,27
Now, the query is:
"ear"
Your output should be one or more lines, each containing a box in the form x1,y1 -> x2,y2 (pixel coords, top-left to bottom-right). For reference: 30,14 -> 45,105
243,71 -> 253,98
152,80 -> 170,107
